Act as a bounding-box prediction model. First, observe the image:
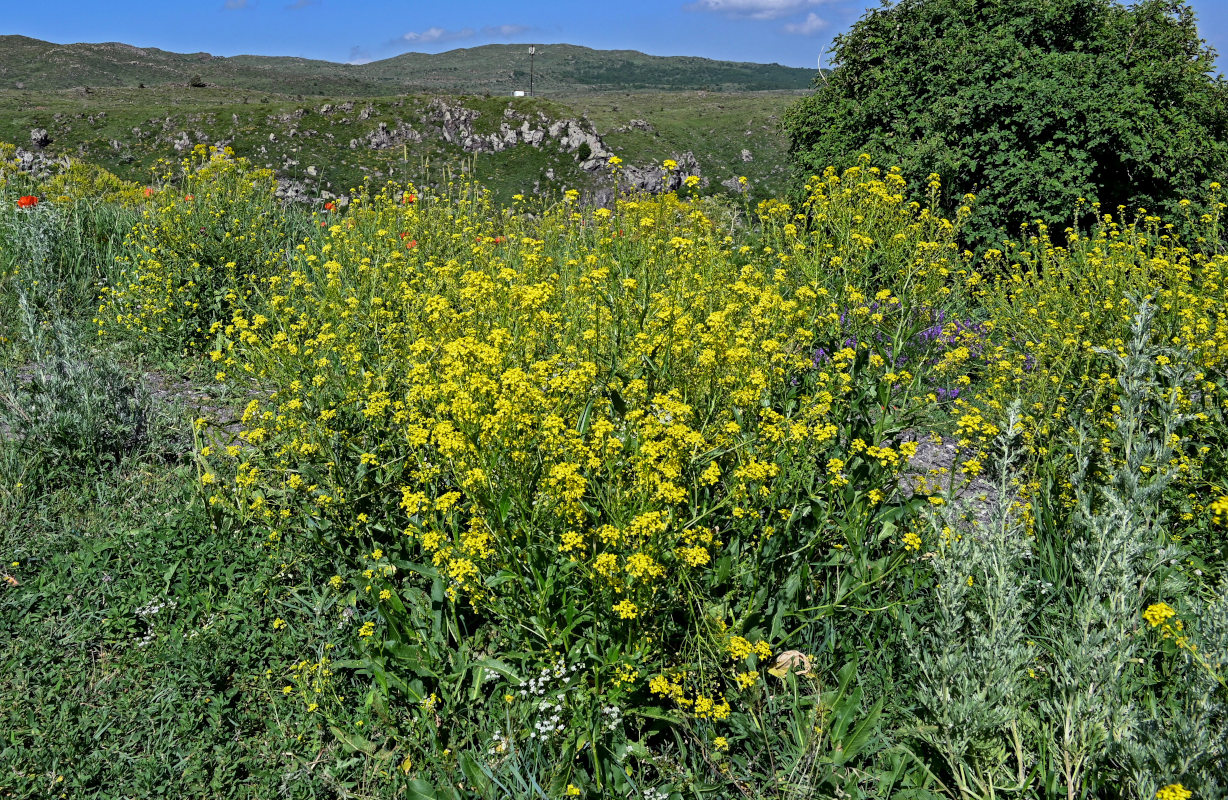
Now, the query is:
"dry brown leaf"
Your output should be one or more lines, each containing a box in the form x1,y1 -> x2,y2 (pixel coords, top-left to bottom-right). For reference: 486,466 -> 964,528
767,649 -> 812,678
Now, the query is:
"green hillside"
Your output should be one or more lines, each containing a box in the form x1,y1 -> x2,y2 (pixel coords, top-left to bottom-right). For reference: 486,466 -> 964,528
0,84 -> 801,204
0,36 -> 816,95
357,44 -> 817,93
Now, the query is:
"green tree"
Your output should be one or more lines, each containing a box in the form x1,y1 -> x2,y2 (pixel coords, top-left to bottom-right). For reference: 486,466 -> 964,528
783,0 -> 1228,245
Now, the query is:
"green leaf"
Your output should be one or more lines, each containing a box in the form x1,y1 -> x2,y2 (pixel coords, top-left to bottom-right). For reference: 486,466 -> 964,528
330,725 -> 376,755
404,779 -> 443,800
458,752 -> 493,798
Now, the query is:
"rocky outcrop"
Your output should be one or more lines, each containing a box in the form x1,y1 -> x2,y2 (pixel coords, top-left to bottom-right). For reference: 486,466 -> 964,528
616,151 -> 706,194
361,121 -> 423,149
612,119 -> 654,134
346,99 -> 614,163
7,147 -> 72,179
273,177 -> 314,203
721,176 -> 748,194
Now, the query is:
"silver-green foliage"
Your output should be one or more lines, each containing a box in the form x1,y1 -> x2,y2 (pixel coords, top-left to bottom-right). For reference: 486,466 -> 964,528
1039,298 -> 1192,797
904,299 -> 1221,799
908,401 -> 1033,798
0,296 -> 154,488
1123,580 -> 1228,798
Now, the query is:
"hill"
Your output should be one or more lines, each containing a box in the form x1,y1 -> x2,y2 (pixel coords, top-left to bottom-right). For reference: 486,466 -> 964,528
0,36 -> 815,95
0,85 -> 801,205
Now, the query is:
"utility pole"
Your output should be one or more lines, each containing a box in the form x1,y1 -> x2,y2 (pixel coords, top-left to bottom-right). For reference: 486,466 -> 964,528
529,45 -> 536,96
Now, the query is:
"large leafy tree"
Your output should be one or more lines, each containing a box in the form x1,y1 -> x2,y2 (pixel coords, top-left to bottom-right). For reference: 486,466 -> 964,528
783,0 -> 1228,244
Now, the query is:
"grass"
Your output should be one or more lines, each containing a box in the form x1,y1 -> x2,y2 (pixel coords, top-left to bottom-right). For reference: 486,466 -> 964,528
0,448 -> 395,798
558,90 -> 802,195
0,85 -> 800,206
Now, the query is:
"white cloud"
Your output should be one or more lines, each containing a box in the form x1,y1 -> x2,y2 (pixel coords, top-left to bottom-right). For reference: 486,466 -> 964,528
783,12 -> 827,35
482,24 -> 531,37
684,0 -> 825,20
402,27 -> 476,44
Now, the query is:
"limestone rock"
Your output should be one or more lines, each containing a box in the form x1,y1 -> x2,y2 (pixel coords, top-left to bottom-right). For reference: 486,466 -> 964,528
721,177 -> 747,194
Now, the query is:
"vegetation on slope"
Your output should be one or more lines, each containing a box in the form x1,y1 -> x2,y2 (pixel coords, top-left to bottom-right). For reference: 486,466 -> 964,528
0,85 -> 800,205
1,144 -> 1225,799
0,36 -> 815,95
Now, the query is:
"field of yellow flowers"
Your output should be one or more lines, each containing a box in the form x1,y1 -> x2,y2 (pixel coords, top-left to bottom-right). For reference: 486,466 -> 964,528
2,144 -> 1226,799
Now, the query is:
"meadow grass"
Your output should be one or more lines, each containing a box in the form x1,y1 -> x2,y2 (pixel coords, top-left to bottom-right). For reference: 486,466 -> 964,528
1,146 -> 1225,799
0,87 -> 798,211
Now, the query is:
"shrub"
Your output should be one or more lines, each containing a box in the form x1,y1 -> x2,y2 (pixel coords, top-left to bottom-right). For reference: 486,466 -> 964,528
782,0 -> 1228,245
50,151 -> 1228,796
184,167 -> 972,792
98,146 -> 303,355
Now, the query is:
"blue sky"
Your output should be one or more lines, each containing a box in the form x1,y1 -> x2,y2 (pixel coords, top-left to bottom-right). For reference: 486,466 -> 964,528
7,0 -> 1228,72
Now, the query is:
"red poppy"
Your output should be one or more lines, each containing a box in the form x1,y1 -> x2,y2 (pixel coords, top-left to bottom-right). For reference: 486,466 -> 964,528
16,195 -> 38,208
324,201 -> 335,211
403,193 -> 416,204
184,194 -> 194,201
493,235 -> 506,244
143,187 -> 154,197
406,239 -> 418,249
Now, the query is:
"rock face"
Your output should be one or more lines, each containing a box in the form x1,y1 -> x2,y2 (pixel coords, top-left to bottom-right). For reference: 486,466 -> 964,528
364,121 -> 423,149
617,151 -> 706,194
8,147 -> 71,179
24,92 -> 717,206
343,99 -> 708,196
721,176 -> 748,194
273,178 -> 313,203
341,98 -> 615,164
612,118 -> 655,134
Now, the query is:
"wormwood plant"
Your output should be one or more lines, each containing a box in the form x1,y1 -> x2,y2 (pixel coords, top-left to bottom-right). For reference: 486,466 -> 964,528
898,300 -> 1219,800
906,401 -> 1033,799
0,164 -> 140,324
1124,578 -> 1228,800
0,295 -> 156,493
1039,299 -> 1192,798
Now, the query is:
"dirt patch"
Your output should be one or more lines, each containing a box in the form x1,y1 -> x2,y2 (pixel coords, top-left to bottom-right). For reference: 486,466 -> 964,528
142,370 -> 248,435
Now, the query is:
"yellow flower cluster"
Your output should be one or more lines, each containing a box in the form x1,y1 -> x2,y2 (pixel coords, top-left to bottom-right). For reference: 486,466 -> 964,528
648,671 -> 732,720
1156,784 -> 1192,800
1144,602 -> 1177,628
125,159 -> 975,713
98,145 -> 284,353
955,207 -> 1228,521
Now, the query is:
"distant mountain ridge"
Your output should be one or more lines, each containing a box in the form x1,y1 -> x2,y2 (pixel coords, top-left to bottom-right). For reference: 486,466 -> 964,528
0,35 -> 816,95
